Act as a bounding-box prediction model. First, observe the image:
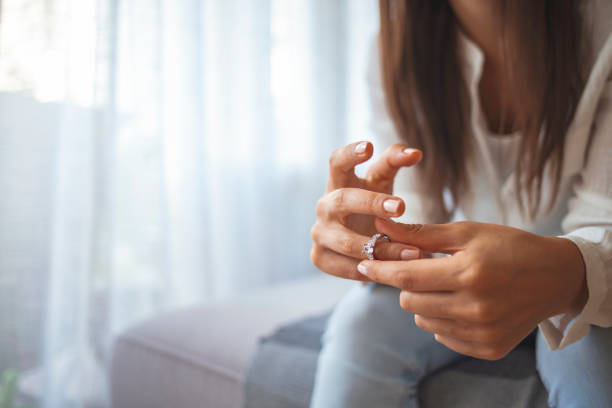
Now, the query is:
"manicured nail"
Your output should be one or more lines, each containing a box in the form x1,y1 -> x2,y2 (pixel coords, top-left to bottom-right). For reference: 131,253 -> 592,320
357,263 -> 368,276
354,142 -> 368,154
383,198 -> 400,213
400,249 -> 419,260
403,148 -> 418,155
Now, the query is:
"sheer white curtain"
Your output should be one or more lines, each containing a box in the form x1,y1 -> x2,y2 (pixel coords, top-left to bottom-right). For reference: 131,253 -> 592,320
0,0 -> 378,406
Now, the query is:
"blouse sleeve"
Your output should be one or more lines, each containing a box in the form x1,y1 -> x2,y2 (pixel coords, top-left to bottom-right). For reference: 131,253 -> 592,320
366,39 -> 450,225
539,79 -> 612,350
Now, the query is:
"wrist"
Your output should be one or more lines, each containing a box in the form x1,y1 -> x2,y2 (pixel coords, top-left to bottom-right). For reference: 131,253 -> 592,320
548,236 -> 588,316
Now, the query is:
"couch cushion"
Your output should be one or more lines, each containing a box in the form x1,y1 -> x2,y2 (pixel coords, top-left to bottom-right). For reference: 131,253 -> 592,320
244,314 -> 549,408
110,275 -> 354,408
244,313 -> 329,408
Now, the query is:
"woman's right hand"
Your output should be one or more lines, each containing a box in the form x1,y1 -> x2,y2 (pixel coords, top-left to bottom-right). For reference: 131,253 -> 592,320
310,141 -> 423,281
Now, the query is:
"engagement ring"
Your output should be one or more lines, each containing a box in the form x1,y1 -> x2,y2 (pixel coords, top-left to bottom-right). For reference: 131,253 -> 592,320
363,233 -> 390,260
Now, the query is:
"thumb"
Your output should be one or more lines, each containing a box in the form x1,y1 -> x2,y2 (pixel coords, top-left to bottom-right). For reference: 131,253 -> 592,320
374,218 -> 466,254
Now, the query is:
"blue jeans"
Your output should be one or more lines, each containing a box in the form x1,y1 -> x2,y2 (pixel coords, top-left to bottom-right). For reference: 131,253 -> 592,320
310,284 -> 612,408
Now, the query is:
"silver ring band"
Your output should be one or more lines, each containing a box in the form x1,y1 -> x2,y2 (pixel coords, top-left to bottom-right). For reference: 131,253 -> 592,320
363,233 -> 390,260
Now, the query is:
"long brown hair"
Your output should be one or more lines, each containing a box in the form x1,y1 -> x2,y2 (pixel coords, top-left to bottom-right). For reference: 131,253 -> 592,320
378,0 -> 586,220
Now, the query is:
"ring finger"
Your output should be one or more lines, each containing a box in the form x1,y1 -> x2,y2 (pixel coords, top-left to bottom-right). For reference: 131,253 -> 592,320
313,223 -> 421,261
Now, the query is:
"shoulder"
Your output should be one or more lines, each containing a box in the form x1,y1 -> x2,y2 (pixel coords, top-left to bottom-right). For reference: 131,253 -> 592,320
584,0 -> 612,61
579,0 -> 612,135
578,0 -> 612,121
561,1 -> 612,177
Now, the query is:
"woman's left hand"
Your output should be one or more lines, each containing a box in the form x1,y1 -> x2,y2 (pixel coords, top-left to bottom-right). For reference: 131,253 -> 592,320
357,218 -> 588,360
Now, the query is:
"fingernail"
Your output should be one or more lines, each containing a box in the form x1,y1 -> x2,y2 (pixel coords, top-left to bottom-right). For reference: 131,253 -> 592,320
357,263 -> 368,276
383,198 -> 400,213
400,249 -> 419,260
354,142 -> 368,154
403,148 -> 418,155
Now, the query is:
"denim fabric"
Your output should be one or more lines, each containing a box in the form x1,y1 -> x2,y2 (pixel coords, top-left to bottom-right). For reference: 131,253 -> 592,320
537,325 -> 612,408
310,284 -> 612,408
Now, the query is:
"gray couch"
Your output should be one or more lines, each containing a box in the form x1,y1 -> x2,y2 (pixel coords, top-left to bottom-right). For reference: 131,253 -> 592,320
110,275 -> 353,408
110,275 -> 548,408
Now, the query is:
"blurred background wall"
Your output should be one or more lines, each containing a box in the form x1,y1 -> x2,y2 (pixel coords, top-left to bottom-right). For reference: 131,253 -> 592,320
0,0 -> 379,406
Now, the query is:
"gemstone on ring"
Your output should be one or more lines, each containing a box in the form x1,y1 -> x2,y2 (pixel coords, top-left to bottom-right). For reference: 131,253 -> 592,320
363,233 -> 390,260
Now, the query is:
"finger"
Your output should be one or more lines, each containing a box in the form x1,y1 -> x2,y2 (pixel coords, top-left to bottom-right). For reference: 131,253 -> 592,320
397,291 -> 468,319
310,245 -> 371,282
375,218 -> 474,254
311,223 -> 421,260
414,315 -> 507,345
373,241 -> 421,261
366,144 -> 422,189
357,257 -> 461,291
316,188 -> 405,220
399,291 -> 503,323
327,141 -> 373,191
434,334 -> 515,361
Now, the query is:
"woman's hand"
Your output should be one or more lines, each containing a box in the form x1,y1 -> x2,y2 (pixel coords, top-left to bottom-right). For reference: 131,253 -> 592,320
357,218 -> 588,360
310,141 -> 423,281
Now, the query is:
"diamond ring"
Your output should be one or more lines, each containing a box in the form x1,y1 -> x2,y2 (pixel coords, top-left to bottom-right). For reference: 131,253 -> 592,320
363,233 -> 390,260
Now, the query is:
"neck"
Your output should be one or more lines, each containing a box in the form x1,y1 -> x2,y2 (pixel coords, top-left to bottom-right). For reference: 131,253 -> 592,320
449,0 -> 503,66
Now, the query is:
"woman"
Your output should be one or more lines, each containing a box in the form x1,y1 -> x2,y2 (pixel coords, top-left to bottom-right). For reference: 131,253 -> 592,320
309,0 -> 612,407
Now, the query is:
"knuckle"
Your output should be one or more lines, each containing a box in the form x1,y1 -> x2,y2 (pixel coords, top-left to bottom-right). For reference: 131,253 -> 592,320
460,265 -> 485,290
457,249 -> 486,281
471,301 -> 496,323
365,193 -> 378,212
328,148 -> 341,168
399,291 -> 411,311
413,315 -> 433,333
368,170 -> 385,185
457,269 -> 475,288
339,237 -> 354,254
331,189 -> 346,211
470,302 -> 488,322
310,245 -> 322,268
310,223 -> 320,242
315,197 -> 327,218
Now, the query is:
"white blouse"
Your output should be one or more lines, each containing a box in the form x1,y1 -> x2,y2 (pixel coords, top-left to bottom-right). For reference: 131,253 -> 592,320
368,0 -> 612,350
